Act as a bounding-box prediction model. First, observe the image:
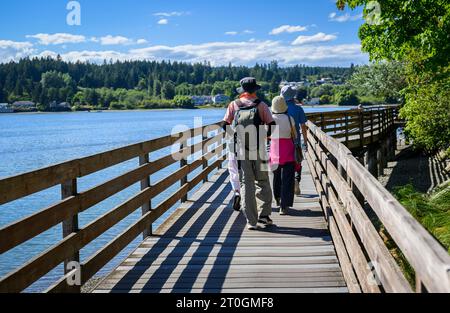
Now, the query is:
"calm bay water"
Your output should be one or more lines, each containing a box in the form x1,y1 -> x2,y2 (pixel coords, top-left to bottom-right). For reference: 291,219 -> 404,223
0,107 -> 350,292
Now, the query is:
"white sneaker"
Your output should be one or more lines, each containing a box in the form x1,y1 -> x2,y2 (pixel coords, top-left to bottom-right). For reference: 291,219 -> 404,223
247,224 -> 258,230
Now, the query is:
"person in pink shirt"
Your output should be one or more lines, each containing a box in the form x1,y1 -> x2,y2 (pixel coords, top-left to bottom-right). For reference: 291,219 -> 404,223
221,77 -> 276,230
269,96 -> 297,215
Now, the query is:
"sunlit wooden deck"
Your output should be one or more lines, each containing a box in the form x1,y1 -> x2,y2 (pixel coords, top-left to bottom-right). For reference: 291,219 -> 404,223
93,163 -> 348,293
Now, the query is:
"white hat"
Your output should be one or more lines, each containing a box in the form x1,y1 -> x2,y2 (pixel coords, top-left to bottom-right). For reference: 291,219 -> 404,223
272,96 -> 288,114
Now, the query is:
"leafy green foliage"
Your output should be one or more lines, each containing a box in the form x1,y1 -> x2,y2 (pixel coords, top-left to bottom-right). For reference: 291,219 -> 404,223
173,95 -> 194,108
337,0 -> 450,73
335,89 -> 360,106
348,61 -> 407,103
337,0 -> 450,151
0,57 -> 355,110
400,73 -> 450,152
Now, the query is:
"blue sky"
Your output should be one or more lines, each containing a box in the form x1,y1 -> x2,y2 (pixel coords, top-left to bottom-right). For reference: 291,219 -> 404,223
0,0 -> 367,66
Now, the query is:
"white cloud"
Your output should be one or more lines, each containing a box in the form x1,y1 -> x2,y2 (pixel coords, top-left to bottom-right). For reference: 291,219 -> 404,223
0,40 -> 35,62
1,39 -> 367,66
225,30 -> 254,36
158,19 -> 169,25
136,39 -> 148,45
100,35 -> 134,45
154,11 -> 189,17
329,12 -> 363,22
292,32 -> 337,45
26,33 -> 86,45
96,36 -> 147,45
126,40 -> 366,66
270,25 -> 308,35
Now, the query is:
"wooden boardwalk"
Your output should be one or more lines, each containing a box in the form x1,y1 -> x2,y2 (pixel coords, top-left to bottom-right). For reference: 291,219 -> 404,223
93,162 -> 348,293
3,106 -> 450,293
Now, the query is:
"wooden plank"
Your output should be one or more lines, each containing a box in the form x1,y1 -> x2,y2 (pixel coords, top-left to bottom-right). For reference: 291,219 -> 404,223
346,157 -> 450,292
322,151 -> 412,292
306,143 -> 379,293
94,287 -> 349,293
61,178 -> 80,293
81,159 -> 224,287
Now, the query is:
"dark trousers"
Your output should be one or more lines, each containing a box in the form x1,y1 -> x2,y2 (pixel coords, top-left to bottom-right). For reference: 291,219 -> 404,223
273,162 -> 295,208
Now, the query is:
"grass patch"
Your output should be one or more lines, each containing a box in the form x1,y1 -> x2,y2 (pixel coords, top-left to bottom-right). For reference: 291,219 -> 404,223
393,182 -> 450,253
375,182 -> 450,288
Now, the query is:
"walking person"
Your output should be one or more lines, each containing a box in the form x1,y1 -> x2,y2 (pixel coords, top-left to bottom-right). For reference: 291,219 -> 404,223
281,86 -> 308,196
222,77 -> 276,230
269,96 -> 297,215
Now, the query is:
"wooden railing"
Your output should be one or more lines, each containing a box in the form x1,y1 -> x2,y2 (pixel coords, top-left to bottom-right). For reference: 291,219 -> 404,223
305,107 -> 450,293
1,105 -> 448,293
0,122 -> 225,293
307,105 -> 398,150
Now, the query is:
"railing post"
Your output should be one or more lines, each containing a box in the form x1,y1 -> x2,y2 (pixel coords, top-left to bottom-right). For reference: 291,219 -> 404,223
139,154 -> 152,239
352,154 -> 365,205
377,143 -> 385,177
378,109 -> 382,137
202,133 -> 209,183
416,276 -> 428,293
367,144 -> 378,177
344,113 -> 349,146
180,140 -> 188,203
359,110 -> 364,148
61,178 -> 80,293
370,110 -> 374,143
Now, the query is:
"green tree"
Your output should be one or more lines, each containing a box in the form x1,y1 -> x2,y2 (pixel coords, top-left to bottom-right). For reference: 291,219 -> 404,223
338,0 -> 450,151
348,62 -> 407,103
0,86 -> 6,103
310,84 -> 333,98
296,87 -> 308,102
335,90 -> 359,106
174,95 -> 194,108
153,80 -> 162,98
400,70 -> 450,151
161,81 -> 176,100
320,95 -> 332,105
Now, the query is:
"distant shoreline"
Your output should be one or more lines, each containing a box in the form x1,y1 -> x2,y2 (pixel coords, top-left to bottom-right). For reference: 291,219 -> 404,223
0,104 -> 345,115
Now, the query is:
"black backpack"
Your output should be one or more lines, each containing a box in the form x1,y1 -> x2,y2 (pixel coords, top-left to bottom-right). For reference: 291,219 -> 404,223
232,99 -> 263,151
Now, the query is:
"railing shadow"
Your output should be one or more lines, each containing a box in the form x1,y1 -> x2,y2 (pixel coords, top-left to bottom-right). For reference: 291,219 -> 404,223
110,171 -> 231,292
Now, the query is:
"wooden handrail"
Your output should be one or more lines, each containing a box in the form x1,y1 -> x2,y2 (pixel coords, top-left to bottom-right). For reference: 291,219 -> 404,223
305,107 -> 450,293
0,122 -> 225,293
4,104 -> 445,294
0,122 -> 221,205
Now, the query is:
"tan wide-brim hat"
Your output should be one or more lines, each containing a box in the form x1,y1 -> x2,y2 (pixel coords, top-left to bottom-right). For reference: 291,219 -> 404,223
272,96 -> 288,114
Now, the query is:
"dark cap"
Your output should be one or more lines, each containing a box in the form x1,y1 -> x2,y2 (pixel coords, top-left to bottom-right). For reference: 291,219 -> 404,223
237,77 -> 262,94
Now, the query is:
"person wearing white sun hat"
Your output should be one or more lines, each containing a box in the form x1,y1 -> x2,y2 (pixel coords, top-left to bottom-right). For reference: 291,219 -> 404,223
269,96 -> 297,215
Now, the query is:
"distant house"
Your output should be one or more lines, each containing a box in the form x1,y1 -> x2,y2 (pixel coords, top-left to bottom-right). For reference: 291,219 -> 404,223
280,80 -> 311,88
213,94 -> 230,105
191,96 -> 213,106
0,103 -> 13,113
49,101 -> 71,111
305,98 -> 320,105
12,101 -> 36,111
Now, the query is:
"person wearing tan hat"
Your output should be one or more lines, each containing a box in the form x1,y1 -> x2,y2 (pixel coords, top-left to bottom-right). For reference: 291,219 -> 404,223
269,96 -> 297,215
